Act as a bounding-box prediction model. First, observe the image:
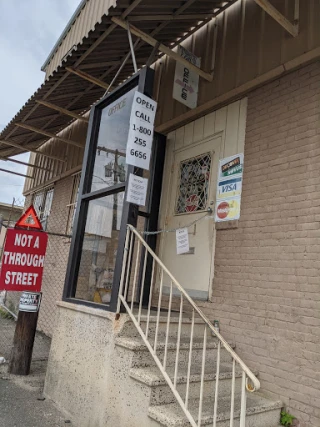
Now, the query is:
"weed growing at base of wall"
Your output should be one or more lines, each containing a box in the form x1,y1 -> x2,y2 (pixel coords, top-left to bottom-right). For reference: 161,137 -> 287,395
280,411 -> 296,427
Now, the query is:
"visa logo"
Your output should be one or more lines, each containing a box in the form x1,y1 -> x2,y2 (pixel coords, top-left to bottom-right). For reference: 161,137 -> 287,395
222,183 -> 237,193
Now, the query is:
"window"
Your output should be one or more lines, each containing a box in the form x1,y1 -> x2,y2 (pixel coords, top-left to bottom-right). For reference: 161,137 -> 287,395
176,153 -> 212,214
33,187 -> 54,230
66,173 -> 81,234
64,69 -> 157,312
66,84 -> 138,308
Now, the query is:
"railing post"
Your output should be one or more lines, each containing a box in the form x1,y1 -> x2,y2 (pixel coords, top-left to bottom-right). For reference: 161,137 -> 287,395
119,226 -> 260,427
240,372 -> 247,427
116,227 -> 130,314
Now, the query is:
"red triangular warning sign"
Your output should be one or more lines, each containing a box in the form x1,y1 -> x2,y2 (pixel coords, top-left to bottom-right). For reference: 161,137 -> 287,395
15,205 -> 43,230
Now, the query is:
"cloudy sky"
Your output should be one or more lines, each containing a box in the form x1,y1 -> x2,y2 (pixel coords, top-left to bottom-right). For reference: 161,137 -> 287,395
0,0 -> 80,205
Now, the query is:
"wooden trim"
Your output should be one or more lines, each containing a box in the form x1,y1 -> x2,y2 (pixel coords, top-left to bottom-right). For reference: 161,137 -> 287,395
0,168 -> 33,179
16,123 -> 83,149
254,0 -> 299,37
156,45 -> 320,134
156,66 -> 285,133
111,17 -> 214,82
66,67 -> 110,89
36,100 -> 89,123
0,139 -> 66,162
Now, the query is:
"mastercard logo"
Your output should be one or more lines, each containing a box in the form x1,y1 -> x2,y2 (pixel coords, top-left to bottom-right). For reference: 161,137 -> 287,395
216,200 -> 240,220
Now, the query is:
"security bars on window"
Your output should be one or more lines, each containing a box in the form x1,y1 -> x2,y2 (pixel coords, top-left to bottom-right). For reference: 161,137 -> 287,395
176,153 -> 211,214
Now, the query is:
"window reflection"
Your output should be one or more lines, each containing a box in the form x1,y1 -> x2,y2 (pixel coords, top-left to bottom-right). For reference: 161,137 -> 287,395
75,193 -> 124,304
91,86 -> 137,192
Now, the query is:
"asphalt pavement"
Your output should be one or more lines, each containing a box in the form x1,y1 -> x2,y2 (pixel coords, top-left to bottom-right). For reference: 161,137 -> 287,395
0,361 -> 73,427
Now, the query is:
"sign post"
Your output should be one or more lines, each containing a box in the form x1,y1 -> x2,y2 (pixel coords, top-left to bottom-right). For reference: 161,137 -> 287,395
0,205 -> 48,375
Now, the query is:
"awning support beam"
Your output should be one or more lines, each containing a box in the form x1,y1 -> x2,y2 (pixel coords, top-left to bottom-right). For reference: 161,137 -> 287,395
254,0 -> 299,37
66,67 -> 110,89
127,22 -> 138,73
111,17 -> 214,82
15,123 -> 83,149
0,139 -> 66,162
127,14 -> 213,22
104,38 -> 140,97
0,168 -> 33,179
36,100 -> 89,123
0,157 -> 48,170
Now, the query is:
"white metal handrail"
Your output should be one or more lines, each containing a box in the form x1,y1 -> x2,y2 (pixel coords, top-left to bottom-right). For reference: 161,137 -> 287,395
117,224 -> 260,427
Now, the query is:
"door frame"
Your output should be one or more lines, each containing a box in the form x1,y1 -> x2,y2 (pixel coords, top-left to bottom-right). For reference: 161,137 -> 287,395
63,67 -> 166,312
158,132 -> 224,301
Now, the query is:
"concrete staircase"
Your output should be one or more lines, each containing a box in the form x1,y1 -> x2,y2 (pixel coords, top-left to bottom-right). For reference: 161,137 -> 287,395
115,314 -> 282,427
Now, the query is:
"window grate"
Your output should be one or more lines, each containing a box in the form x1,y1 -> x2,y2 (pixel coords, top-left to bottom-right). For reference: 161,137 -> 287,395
175,152 -> 211,214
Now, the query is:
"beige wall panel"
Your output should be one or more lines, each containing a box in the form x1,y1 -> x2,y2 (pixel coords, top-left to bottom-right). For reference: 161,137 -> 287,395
154,1 -> 317,129
174,127 -> 184,151
217,3 -> 241,95
183,121 -> 194,148
311,0 -> 320,49
203,111 -> 216,139
259,11 -> 283,74
24,116 -> 86,193
161,57 -> 176,124
237,0 -> 261,86
215,106 -> 228,135
237,98 -> 248,153
193,116 -> 205,143
224,101 -> 241,158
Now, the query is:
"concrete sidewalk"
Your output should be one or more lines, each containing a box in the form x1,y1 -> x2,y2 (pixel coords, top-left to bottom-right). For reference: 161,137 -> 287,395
0,361 -> 73,427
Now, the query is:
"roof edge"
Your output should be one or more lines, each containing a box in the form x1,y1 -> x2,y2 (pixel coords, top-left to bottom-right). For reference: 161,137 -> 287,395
41,0 -> 87,72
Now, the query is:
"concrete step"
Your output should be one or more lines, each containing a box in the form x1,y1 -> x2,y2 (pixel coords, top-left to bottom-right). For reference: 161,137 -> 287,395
130,362 -> 252,405
148,393 -> 282,427
115,336 -> 234,367
120,313 -> 213,339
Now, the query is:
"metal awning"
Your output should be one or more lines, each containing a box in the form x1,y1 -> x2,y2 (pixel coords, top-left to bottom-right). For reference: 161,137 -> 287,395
0,0 -> 238,160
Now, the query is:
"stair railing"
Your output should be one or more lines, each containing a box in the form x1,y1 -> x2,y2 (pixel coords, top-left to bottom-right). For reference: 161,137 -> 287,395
117,224 -> 260,427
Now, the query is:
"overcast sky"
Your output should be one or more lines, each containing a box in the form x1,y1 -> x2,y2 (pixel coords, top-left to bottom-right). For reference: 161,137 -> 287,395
0,0 -> 80,205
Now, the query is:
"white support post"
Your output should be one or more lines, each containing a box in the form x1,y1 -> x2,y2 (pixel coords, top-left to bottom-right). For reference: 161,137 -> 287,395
127,21 -> 138,73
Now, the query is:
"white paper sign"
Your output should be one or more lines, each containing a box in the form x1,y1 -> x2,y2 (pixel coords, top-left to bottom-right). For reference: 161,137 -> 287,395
126,173 -> 148,206
173,45 -> 201,109
176,228 -> 190,255
126,92 -> 157,170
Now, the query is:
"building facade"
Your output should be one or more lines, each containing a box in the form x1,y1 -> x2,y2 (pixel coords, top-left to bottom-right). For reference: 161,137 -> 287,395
0,1 -> 319,426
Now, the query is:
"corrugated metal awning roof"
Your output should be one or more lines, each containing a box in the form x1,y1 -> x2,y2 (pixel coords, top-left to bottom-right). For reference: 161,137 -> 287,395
0,0 -> 237,159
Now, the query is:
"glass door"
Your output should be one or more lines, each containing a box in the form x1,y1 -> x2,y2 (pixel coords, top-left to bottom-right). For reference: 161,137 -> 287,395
63,68 -> 156,312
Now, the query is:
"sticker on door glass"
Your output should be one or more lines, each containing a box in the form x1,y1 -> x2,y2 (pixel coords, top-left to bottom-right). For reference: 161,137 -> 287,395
175,153 -> 211,214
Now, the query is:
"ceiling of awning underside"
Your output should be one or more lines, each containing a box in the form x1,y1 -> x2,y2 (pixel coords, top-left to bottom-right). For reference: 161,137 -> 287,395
0,0 -> 238,159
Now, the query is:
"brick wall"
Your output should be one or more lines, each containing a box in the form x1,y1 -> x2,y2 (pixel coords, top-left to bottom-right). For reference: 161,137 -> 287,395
200,62 -> 320,426
37,176 -> 74,336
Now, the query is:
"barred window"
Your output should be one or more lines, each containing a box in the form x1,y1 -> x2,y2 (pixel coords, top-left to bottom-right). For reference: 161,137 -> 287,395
175,153 -> 212,214
33,186 -> 54,230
